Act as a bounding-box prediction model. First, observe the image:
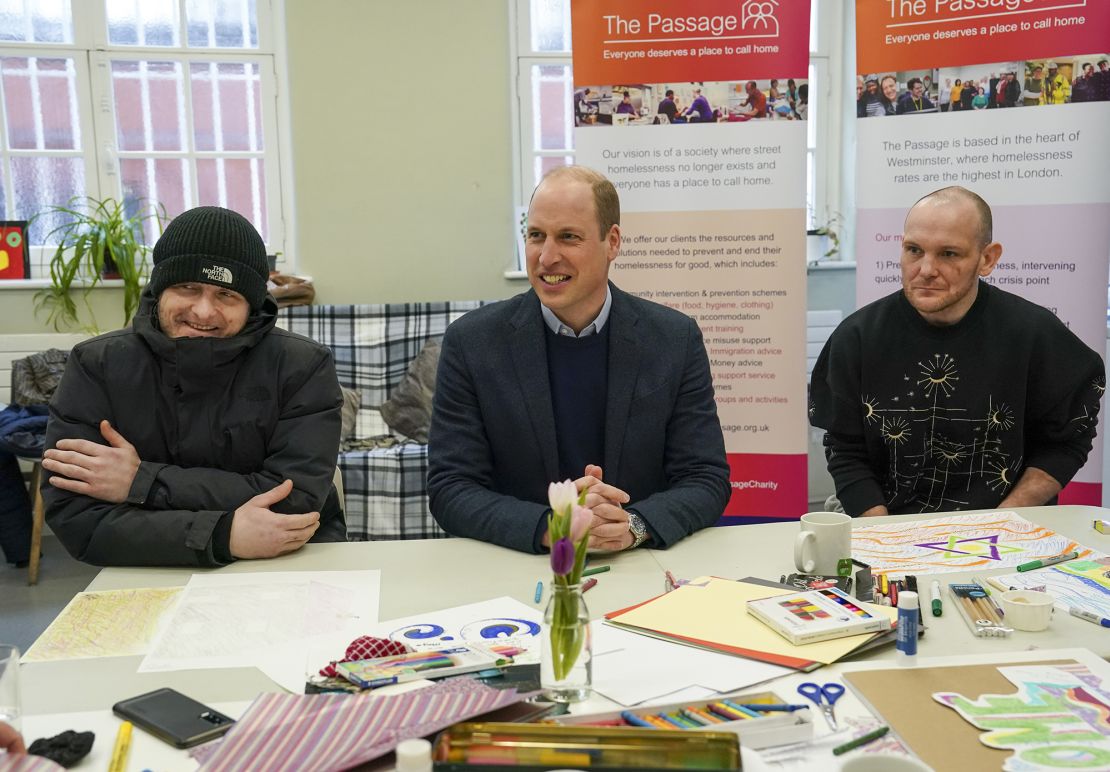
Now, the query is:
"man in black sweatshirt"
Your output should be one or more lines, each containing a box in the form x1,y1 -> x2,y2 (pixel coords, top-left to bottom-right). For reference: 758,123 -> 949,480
810,187 -> 1103,516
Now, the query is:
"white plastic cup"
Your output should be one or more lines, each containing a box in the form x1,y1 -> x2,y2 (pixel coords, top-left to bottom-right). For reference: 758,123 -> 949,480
0,645 -> 20,732
794,511 -> 852,575
998,590 -> 1055,631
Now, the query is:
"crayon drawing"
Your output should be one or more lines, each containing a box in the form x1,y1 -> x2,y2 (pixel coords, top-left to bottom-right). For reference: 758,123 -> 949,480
365,597 -> 545,663
851,511 -> 1103,575
934,663 -> 1110,771
991,558 -> 1110,619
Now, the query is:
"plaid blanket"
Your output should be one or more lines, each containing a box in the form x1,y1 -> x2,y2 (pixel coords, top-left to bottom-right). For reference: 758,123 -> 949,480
277,302 -> 485,540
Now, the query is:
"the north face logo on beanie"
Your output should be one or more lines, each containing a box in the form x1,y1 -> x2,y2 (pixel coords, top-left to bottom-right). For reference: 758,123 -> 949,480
201,264 -> 234,284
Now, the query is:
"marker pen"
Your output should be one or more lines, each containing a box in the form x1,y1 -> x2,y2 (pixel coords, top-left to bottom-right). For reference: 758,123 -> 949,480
896,590 -> 919,662
930,580 -> 942,616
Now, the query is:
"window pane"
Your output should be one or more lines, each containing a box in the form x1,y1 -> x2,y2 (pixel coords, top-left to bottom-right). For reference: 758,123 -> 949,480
806,150 -> 815,230
107,0 -> 179,47
530,0 -> 569,52
807,63 -> 816,149
187,0 -> 258,49
113,60 -> 185,152
531,154 -> 571,193
196,157 -> 266,239
532,64 -> 571,151
120,157 -> 189,238
2,57 -> 80,150
810,1 -> 818,53
191,61 -> 261,152
14,155 -> 84,242
0,0 -> 72,43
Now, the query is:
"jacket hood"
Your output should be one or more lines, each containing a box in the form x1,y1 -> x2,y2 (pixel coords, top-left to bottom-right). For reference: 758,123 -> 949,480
133,283 -> 278,365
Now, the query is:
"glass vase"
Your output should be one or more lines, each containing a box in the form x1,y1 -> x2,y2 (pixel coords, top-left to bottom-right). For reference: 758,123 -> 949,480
541,581 -> 592,703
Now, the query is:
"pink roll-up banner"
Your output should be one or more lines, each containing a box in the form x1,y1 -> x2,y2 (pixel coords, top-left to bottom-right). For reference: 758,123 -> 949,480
569,0 -> 812,522
854,0 -> 1110,504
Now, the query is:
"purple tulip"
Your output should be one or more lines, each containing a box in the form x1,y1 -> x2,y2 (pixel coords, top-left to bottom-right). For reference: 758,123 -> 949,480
550,537 -> 575,576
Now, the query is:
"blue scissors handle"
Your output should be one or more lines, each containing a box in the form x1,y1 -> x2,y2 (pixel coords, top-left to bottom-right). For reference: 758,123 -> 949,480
797,681 -> 845,705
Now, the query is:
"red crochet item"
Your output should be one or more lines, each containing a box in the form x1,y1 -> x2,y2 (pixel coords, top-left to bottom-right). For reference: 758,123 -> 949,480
319,635 -> 411,677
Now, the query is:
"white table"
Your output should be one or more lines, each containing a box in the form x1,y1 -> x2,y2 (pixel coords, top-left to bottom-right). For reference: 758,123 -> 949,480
17,505 -> 1110,768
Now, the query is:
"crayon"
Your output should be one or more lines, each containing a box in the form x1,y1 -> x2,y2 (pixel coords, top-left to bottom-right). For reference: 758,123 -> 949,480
833,725 -> 890,756
680,708 -> 714,726
652,710 -> 688,728
582,565 -> 611,577
707,702 -> 749,721
687,706 -> 726,724
722,700 -> 763,718
534,580 -> 543,603
619,711 -> 656,728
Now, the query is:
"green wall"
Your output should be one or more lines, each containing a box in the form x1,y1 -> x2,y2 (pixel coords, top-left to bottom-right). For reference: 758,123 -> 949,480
286,0 -> 524,305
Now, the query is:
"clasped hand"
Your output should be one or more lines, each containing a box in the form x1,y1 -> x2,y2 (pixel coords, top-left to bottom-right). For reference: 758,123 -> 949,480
576,464 -> 634,552
43,420 -> 140,503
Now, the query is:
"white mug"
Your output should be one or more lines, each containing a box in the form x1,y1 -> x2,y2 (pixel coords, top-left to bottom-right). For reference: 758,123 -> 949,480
794,511 -> 852,575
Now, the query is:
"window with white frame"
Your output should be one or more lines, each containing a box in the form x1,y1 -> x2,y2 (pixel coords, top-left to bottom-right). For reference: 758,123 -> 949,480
510,0 -> 836,265
0,0 -> 284,278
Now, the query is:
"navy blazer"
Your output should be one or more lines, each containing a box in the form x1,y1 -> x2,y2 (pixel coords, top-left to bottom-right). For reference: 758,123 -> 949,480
427,283 -> 730,553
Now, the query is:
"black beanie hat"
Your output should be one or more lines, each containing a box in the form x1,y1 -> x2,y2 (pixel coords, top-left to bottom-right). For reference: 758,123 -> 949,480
149,206 -> 269,310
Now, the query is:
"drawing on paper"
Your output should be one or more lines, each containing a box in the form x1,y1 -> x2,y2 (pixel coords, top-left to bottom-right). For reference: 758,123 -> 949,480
991,558 -> 1110,618
374,599 -> 544,663
851,511 -> 1102,575
934,663 -> 1110,771
23,587 -> 182,662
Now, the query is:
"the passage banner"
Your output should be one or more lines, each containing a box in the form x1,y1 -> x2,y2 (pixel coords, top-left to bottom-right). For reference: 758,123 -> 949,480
854,0 -> 1110,504
570,0 -> 812,521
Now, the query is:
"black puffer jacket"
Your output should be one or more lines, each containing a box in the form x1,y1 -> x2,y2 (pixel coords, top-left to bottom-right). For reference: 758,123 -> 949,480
43,288 -> 344,566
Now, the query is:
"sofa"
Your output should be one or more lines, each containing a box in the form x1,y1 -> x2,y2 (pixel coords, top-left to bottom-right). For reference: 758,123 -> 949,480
277,302 -> 484,541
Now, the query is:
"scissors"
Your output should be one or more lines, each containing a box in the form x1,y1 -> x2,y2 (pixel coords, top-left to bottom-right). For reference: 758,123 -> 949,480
797,681 -> 844,731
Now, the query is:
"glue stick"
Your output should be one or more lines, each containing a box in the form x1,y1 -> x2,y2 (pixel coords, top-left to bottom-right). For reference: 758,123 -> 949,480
896,590 -> 919,662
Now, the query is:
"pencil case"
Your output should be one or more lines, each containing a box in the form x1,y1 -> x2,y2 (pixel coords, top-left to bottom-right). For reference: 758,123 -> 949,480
949,583 -> 1012,637
548,688 -> 813,749
432,721 -> 739,770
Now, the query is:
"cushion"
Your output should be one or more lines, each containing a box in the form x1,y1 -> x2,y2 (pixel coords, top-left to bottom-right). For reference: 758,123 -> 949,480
339,386 -> 362,440
379,338 -> 441,443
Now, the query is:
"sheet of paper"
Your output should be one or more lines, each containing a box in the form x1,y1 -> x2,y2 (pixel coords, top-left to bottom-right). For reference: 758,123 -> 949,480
362,596 -> 545,664
934,662 -> 1110,768
851,510 -> 1103,575
608,577 -> 898,666
139,570 -> 380,692
23,587 -> 183,662
590,620 -> 789,705
990,557 -> 1110,617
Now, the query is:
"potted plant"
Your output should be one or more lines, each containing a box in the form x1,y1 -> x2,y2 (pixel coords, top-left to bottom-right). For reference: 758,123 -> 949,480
31,196 -> 166,331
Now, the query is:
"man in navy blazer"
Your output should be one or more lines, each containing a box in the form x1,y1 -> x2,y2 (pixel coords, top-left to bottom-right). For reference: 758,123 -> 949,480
427,166 -> 730,554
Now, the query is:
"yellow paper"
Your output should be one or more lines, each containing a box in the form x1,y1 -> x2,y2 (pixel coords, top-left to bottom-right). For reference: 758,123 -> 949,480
23,587 -> 182,662
608,577 -> 898,665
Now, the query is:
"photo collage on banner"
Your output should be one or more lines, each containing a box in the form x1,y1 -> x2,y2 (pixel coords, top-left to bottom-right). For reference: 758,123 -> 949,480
569,0 -> 811,521
854,0 -> 1110,504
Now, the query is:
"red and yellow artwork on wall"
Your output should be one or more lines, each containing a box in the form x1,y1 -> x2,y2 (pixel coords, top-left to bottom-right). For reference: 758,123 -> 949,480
0,221 -> 28,279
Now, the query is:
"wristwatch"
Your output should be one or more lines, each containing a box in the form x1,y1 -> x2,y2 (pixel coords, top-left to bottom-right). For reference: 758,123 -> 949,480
627,511 -> 649,549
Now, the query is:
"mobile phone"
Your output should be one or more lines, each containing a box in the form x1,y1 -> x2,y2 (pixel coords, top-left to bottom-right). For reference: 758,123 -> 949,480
112,688 -> 235,749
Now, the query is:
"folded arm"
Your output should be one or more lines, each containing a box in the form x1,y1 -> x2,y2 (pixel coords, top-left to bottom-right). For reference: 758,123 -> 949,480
427,327 -> 549,554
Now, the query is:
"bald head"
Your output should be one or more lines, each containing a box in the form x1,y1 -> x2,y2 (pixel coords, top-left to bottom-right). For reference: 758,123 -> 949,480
908,186 -> 993,248
536,165 -> 620,239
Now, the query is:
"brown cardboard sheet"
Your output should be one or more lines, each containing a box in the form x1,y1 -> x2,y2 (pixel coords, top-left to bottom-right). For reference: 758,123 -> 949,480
843,658 -> 1075,772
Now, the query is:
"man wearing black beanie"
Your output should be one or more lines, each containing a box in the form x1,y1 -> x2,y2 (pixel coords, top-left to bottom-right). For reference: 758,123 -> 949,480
40,206 -> 347,567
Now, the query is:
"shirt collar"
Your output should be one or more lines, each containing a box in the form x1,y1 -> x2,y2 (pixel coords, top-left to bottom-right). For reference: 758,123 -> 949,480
540,286 -> 612,338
